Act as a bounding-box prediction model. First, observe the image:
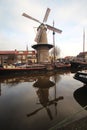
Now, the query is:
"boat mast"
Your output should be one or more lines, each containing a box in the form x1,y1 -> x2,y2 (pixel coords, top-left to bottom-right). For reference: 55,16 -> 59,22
83,28 -> 85,53
53,21 -> 55,63
53,21 -> 57,115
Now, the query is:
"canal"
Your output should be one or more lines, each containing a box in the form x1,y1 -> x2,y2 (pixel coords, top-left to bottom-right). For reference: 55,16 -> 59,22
0,70 -> 87,130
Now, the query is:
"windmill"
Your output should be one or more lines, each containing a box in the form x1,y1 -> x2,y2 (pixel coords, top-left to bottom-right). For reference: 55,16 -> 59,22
22,8 -> 62,63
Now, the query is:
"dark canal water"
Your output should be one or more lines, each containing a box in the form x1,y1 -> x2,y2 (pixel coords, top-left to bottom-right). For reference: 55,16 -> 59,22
0,70 -> 87,130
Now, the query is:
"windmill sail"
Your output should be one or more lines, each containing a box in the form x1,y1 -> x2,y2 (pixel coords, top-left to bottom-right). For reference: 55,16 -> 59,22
46,24 -> 62,33
22,13 -> 41,24
22,8 -> 62,44
43,8 -> 51,23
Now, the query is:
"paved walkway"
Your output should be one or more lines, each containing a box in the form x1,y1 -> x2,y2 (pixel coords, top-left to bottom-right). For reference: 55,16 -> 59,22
57,116 -> 87,130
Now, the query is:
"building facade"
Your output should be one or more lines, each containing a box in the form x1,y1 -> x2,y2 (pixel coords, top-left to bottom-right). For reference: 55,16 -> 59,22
77,52 -> 87,61
0,50 -> 37,65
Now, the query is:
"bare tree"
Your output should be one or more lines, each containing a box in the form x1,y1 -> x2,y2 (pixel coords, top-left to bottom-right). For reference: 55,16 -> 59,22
50,46 -> 61,60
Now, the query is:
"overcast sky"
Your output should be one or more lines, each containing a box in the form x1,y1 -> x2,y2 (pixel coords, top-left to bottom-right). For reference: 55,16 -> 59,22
0,0 -> 87,57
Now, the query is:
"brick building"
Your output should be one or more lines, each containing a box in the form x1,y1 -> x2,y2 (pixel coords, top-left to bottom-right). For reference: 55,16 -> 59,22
77,52 -> 87,61
0,50 -> 37,65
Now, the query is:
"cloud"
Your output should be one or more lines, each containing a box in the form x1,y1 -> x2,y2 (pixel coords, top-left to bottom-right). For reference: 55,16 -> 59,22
0,0 -> 87,57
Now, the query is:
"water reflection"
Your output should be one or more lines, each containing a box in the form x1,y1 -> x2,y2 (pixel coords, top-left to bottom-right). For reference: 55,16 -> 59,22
0,73 -> 64,120
0,83 -> 1,96
0,71 -> 75,130
0,75 -> 37,87
74,85 -> 87,110
27,75 -> 64,120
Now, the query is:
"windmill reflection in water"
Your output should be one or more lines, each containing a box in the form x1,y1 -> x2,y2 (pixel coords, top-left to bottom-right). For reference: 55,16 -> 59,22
27,74 -> 64,120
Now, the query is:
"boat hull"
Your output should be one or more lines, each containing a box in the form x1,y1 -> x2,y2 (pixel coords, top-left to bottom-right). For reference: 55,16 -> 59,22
55,63 -> 71,70
70,61 -> 87,69
0,67 -> 46,76
74,72 -> 87,84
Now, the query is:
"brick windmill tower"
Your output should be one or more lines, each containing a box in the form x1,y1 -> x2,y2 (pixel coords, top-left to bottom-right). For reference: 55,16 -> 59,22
22,8 -> 62,63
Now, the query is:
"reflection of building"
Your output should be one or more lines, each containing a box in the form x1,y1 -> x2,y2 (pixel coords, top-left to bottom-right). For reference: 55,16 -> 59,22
33,76 -> 55,88
27,75 -> 63,120
0,49 -> 37,65
0,83 -> 1,96
0,75 -> 37,96
33,76 -> 55,107
0,76 -> 37,85
33,76 -> 55,120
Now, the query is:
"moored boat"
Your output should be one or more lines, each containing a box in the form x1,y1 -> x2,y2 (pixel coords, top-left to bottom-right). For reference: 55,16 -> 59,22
0,64 -> 46,76
55,62 -> 71,70
74,71 -> 87,84
74,84 -> 87,109
70,61 -> 87,69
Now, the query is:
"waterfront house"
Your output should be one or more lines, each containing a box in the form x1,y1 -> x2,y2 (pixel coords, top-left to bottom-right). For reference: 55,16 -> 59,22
0,50 -> 37,65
